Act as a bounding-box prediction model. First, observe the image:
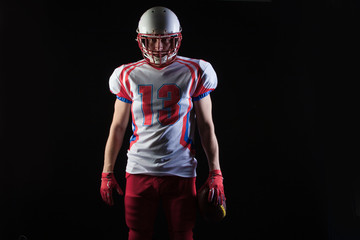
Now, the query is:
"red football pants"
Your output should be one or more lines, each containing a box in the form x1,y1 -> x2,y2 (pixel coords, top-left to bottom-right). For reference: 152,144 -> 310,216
124,173 -> 197,240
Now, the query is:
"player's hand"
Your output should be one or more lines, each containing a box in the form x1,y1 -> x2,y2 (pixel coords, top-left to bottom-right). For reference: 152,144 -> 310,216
200,170 -> 226,206
100,172 -> 123,206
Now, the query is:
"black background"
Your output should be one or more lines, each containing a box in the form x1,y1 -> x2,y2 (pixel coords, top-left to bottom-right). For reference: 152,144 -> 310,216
1,0 -> 359,239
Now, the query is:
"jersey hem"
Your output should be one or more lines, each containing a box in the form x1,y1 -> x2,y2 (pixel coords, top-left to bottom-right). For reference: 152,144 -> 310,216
192,90 -> 213,101
116,96 -> 132,103
125,171 -> 196,178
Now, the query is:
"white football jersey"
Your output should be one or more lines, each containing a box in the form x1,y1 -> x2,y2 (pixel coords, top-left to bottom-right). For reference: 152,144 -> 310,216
109,56 -> 218,177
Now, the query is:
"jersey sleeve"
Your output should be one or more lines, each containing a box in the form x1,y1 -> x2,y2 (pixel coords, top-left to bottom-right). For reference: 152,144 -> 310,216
192,60 -> 218,101
109,65 -> 133,103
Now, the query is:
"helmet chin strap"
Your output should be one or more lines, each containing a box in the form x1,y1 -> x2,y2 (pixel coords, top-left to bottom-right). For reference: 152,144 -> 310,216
152,55 -> 167,65
150,51 -> 177,65
148,54 -> 175,68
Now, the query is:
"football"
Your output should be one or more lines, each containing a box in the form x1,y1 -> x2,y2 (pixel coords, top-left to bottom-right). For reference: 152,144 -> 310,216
197,185 -> 226,222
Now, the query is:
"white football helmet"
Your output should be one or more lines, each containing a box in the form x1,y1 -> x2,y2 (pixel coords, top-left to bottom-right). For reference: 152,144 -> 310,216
136,6 -> 182,68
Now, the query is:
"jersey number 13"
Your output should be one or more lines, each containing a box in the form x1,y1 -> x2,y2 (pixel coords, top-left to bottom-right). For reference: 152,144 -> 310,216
138,84 -> 181,126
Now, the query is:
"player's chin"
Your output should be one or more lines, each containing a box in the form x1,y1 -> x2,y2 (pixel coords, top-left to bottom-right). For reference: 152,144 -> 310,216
153,53 -> 165,58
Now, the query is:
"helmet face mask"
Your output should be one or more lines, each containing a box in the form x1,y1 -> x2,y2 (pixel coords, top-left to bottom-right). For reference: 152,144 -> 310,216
136,32 -> 182,67
136,7 -> 182,68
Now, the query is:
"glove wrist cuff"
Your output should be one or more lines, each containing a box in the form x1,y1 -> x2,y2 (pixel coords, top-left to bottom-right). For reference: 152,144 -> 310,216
102,172 -> 114,178
209,169 -> 222,177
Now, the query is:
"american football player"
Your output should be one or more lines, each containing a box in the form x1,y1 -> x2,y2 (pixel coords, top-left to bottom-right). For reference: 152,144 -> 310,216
100,6 -> 226,240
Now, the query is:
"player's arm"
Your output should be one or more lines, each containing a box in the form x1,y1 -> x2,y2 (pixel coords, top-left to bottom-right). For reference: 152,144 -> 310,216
194,94 -> 220,171
194,94 -> 225,206
100,99 -> 130,206
103,99 -> 131,173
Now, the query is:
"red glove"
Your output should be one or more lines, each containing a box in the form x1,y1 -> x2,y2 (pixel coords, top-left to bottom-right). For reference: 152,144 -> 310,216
100,172 -> 123,206
200,170 -> 226,206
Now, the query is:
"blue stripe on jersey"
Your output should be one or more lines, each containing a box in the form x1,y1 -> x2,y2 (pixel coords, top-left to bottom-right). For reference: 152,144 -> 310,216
116,96 -> 132,103
130,121 -> 137,142
183,102 -> 195,149
183,111 -> 192,145
192,90 -> 212,101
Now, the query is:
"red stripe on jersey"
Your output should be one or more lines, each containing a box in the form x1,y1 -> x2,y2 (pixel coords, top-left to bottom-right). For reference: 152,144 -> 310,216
177,58 -> 202,95
125,60 -> 146,150
117,85 -> 131,101
177,59 -> 196,151
118,60 -> 146,100
127,60 -> 147,97
118,64 -> 135,100
178,58 -> 214,98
